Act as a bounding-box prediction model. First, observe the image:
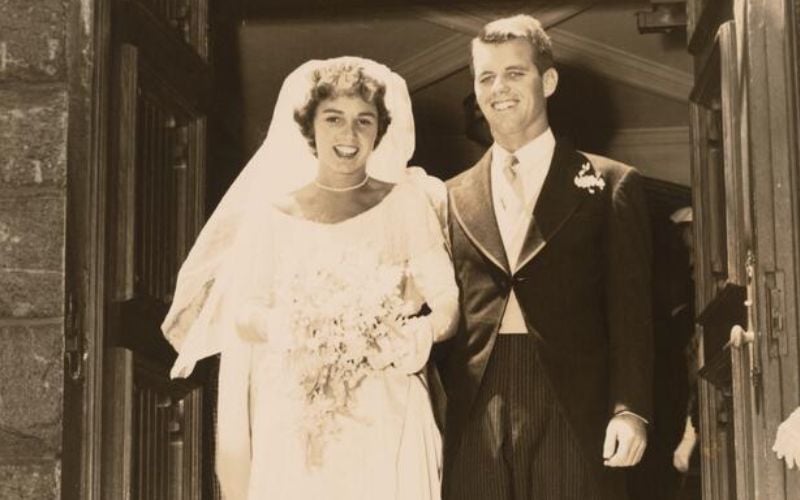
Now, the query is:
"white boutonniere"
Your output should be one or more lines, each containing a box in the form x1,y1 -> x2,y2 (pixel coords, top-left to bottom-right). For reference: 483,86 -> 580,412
574,162 -> 606,194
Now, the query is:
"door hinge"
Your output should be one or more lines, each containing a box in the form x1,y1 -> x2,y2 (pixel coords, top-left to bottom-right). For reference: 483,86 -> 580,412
764,270 -> 787,358
65,291 -> 85,381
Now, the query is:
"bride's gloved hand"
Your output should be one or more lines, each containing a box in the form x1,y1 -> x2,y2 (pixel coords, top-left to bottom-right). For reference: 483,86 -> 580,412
386,316 -> 434,375
236,297 -> 285,343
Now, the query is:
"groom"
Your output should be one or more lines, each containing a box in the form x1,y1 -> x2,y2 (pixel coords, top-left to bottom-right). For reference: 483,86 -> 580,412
437,14 -> 654,500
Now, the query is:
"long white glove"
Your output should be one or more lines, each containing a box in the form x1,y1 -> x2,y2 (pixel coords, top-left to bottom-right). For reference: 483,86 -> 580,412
773,406 -> 800,469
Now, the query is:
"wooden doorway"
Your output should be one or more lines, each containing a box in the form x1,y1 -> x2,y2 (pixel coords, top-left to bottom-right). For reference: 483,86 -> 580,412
62,1 -> 800,498
62,0 -> 244,498
101,1 -> 213,498
687,1 -> 800,499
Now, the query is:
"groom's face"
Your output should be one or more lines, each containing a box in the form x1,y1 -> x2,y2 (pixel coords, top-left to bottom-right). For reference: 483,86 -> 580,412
472,39 -> 553,150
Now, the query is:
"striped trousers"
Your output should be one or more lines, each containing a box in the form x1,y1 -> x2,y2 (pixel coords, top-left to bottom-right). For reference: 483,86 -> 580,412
442,336 -> 624,500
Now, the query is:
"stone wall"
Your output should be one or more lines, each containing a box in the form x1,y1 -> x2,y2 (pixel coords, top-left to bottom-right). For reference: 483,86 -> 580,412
0,0 -> 68,498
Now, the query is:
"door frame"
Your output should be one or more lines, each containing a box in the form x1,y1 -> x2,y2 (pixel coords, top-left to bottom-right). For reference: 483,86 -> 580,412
63,0 -> 213,497
745,0 -> 800,497
63,1 -> 235,497
62,0 -> 112,498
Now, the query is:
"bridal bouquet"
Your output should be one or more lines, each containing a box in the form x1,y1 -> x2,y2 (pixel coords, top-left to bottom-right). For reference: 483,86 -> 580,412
275,249 -> 414,467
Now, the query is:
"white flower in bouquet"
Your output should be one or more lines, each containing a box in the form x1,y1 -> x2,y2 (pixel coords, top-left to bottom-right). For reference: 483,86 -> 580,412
275,248 -> 415,467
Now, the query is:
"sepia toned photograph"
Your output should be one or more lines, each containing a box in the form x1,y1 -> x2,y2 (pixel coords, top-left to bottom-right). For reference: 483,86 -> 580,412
1,0 -> 799,499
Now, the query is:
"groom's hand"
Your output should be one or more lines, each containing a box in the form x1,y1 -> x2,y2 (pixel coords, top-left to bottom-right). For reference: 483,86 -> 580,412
602,413 -> 647,467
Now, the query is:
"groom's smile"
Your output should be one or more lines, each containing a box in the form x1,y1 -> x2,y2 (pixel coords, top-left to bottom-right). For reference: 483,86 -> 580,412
491,99 -> 519,111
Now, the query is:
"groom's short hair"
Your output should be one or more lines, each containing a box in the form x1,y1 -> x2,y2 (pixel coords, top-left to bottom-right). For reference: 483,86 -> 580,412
471,14 -> 555,75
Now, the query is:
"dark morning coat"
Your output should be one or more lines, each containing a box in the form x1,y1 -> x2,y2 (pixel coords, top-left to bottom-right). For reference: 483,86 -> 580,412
437,140 -> 654,486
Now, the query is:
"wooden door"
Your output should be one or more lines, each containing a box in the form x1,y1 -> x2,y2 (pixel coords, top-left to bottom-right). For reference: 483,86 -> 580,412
690,12 -> 751,499
102,1 -> 215,498
688,1 -> 800,498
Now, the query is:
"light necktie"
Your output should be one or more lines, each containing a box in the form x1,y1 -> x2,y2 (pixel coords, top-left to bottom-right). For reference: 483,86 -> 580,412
503,154 -> 524,208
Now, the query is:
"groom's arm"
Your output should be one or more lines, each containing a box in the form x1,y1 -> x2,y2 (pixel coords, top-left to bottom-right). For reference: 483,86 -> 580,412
599,162 -> 654,467
605,165 -> 653,420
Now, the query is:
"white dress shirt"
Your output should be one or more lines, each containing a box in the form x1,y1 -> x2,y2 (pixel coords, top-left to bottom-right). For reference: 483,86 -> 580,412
491,129 -> 556,334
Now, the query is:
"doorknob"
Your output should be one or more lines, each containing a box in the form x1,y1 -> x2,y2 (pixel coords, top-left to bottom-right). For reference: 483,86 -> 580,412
725,251 -> 763,413
729,324 -> 754,348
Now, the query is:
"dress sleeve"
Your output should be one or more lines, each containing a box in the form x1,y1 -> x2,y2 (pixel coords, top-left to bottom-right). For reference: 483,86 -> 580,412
405,166 -> 451,252
165,208 -> 277,378
401,176 -> 459,343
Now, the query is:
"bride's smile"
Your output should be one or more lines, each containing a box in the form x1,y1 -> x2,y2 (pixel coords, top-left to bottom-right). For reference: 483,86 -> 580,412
314,94 -> 379,186
333,145 -> 359,158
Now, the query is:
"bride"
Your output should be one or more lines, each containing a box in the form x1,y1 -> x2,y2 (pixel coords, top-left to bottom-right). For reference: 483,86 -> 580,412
161,57 -> 458,499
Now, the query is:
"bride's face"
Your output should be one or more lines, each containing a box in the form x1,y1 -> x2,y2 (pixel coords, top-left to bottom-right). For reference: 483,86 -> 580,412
313,94 -> 379,177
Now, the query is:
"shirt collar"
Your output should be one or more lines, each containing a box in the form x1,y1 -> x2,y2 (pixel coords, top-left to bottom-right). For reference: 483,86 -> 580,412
491,128 -> 556,172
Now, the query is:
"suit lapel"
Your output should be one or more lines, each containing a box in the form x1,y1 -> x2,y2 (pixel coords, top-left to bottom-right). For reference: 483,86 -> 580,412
450,151 -> 510,274
515,141 -> 588,271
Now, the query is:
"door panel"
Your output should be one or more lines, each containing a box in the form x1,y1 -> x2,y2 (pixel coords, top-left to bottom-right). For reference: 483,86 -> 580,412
689,60 -> 744,499
690,13 -> 756,500
103,1 -> 213,498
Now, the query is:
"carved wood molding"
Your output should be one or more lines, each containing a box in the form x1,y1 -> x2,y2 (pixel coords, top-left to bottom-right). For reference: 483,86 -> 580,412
400,3 -> 692,101
393,34 -> 471,91
398,4 -> 589,90
412,4 -> 592,38
549,27 -> 692,101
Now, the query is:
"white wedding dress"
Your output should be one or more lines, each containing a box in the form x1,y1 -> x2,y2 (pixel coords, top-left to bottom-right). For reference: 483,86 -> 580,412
243,181 -> 456,500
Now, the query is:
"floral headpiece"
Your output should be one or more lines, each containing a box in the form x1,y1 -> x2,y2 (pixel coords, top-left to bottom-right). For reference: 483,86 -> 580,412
311,61 -> 383,101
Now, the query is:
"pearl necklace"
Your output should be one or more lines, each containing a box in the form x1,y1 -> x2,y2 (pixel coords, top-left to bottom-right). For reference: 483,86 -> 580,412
314,175 -> 369,192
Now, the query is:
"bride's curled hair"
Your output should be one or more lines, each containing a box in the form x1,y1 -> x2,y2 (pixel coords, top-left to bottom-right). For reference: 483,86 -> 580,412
294,60 -> 393,152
